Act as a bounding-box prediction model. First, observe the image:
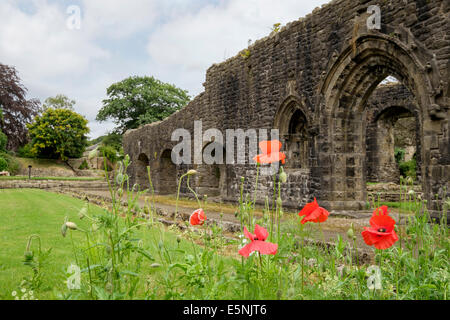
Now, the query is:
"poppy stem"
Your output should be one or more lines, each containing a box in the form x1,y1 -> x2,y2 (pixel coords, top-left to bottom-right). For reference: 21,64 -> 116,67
186,175 -> 202,209
251,163 -> 260,231
270,172 -> 276,242
175,173 -> 188,222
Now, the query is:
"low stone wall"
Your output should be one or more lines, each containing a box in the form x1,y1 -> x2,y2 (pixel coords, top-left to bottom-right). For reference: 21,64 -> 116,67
0,179 -> 109,191
367,183 -> 422,203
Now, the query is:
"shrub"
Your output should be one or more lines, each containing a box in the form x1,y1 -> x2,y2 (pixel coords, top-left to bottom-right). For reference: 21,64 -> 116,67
394,147 -> 405,164
0,131 -> 7,152
4,154 -> 20,175
18,143 -> 35,158
78,160 -> 89,170
399,158 -> 417,179
0,156 -> 8,171
100,145 -> 119,164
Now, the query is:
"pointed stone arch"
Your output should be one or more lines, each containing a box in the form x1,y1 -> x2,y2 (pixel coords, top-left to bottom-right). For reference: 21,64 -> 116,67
274,95 -> 312,170
316,34 -> 440,211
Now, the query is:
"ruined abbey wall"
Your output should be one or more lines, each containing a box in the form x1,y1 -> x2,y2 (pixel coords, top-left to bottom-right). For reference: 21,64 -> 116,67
124,0 -> 450,215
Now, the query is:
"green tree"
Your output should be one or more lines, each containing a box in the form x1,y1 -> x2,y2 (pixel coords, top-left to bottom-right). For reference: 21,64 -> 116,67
96,76 -> 190,133
27,109 -> 90,160
42,94 -> 76,111
0,129 -> 7,152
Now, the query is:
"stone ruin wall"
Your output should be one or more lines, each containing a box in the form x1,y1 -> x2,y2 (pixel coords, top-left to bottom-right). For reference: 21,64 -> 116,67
124,0 -> 450,214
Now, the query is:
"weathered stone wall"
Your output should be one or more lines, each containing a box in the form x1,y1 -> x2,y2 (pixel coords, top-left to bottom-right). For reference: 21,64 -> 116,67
365,83 -> 421,183
124,0 -> 450,214
0,179 -> 109,190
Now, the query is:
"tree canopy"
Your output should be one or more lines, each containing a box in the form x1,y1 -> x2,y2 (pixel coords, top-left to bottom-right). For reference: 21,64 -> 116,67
0,63 -> 40,150
27,108 -> 90,160
43,94 -> 76,111
96,76 -> 190,133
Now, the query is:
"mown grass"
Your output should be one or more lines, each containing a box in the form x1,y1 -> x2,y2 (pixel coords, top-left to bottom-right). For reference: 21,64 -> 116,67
0,189 -> 226,300
0,176 -> 103,181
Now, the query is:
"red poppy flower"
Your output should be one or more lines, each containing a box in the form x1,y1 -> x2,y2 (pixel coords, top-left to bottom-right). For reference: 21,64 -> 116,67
238,224 -> 278,258
362,214 -> 399,250
189,209 -> 206,226
372,205 -> 390,217
298,198 -> 330,225
253,140 -> 286,165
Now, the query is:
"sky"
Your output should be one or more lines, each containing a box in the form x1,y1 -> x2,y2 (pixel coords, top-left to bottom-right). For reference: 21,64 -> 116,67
0,0 -> 331,139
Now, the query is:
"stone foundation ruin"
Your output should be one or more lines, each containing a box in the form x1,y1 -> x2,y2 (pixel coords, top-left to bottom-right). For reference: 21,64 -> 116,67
124,0 -> 449,215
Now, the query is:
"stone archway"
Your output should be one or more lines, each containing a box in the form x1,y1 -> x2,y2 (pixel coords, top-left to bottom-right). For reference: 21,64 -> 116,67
317,34 -> 438,211
136,153 -> 150,190
196,142 -> 227,198
158,149 -> 177,195
274,96 -> 311,171
366,105 -> 419,184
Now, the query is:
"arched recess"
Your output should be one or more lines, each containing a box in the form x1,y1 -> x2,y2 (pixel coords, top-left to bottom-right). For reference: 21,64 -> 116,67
273,96 -> 311,171
158,149 -> 177,195
136,153 -> 150,189
316,34 -> 435,210
366,104 -> 420,184
196,142 -> 227,198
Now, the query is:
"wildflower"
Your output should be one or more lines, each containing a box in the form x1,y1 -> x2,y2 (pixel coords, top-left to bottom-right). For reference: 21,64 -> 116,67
189,209 -> 207,226
253,140 -> 286,165
11,291 -> 17,297
362,214 -> 399,250
372,205 -> 390,217
298,198 -> 330,225
238,224 -> 278,258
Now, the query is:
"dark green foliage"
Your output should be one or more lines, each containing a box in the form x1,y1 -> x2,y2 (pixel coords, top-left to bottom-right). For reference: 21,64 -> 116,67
0,130 -> 7,152
0,156 -> 7,171
96,76 -> 190,133
78,160 -> 89,170
399,158 -> 417,179
17,143 -> 35,158
394,147 -> 405,163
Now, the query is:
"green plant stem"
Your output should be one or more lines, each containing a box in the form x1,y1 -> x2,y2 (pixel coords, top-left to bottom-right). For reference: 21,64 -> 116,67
175,173 -> 188,222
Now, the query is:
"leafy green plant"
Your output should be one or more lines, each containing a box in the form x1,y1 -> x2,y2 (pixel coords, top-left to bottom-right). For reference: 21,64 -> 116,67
0,156 -> 8,171
78,160 -> 89,170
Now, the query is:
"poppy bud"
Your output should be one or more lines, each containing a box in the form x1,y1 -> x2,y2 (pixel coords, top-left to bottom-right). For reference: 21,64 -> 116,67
347,228 -> 355,240
241,177 -> 245,183
408,190 -> 415,196
78,206 -> 87,220
24,251 -> 34,261
65,222 -> 78,230
279,168 -> 287,183
117,188 -> 123,197
276,197 -> 283,207
177,235 -> 182,244
116,173 -> 124,184
158,241 -> 164,249
61,223 -> 68,238
187,170 -> 197,176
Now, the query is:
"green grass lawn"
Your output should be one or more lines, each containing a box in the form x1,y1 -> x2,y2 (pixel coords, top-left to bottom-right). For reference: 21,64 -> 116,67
0,176 -> 103,181
0,189 -> 221,300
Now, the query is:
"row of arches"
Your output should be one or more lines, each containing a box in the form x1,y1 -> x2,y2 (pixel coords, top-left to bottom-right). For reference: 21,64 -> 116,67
130,33 -> 446,213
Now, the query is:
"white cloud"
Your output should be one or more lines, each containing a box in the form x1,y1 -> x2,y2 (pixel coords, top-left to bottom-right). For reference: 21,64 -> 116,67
0,0 -> 109,80
81,0 -> 159,39
146,0 -> 331,96
0,0 -> 332,138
